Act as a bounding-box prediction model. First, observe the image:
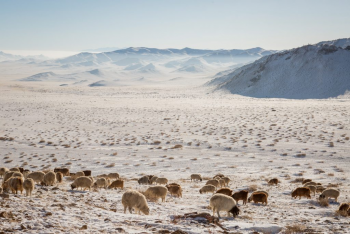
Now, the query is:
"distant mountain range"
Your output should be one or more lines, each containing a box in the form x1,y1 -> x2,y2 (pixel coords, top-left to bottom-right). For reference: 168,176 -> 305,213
208,38 -> 350,99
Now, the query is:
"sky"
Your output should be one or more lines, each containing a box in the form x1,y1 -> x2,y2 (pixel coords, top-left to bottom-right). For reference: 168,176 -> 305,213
0,0 -> 349,52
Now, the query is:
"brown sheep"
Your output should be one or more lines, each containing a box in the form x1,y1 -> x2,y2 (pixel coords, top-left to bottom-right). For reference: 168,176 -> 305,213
138,175 -> 150,185
216,188 -> 233,196
206,179 -> 220,188
232,190 -> 249,205
338,203 -> 350,213
222,177 -> 230,187
54,168 -> 70,176
302,179 -> 312,184
83,170 -> 92,176
23,178 -> 35,197
56,172 -> 63,183
305,185 -> 316,196
74,171 -> 85,179
316,185 -> 326,193
9,167 -> 20,172
292,187 -> 311,199
166,184 -> 182,198
219,179 -> 226,188
213,173 -> 225,179
4,177 -> 23,194
168,182 -> 180,187
108,180 -> 124,189
250,192 -> 268,205
268,178 -> 279,186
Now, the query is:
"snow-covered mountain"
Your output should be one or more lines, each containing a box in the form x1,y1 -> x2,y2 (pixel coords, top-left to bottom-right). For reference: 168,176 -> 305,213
208,44 -> 350,99
0,51 -> 22,62
316,38 -> 350,48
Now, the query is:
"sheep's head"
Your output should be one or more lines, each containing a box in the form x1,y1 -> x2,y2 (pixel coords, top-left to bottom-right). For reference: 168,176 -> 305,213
319,194 -> 326,200
141,206 -> 150,215
229,206 -> 240,217
199,189 -> 202,194
71,183 -> 76,190
200,178 -> 202,181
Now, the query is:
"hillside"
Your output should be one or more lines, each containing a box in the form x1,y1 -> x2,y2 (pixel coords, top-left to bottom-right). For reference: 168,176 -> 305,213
209,44 -> 350,99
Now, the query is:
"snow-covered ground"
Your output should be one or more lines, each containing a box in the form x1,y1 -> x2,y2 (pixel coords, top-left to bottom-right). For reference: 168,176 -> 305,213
0,83 -> 349,233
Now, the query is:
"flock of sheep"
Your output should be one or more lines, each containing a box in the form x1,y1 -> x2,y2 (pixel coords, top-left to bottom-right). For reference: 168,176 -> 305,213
1,166 -> 349,220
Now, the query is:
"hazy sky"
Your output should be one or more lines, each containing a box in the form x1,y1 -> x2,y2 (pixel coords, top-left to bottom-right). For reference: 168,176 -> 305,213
1,0 -> 349,51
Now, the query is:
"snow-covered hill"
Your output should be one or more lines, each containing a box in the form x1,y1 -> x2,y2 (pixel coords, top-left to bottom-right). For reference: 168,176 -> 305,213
209,44 -> 350,99
316,38 -> 350,48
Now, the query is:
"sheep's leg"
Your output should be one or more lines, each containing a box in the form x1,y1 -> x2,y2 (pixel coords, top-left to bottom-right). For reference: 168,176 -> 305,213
128,207 -> 132,214
123,206 -> 127,214
217,211 -> 221,219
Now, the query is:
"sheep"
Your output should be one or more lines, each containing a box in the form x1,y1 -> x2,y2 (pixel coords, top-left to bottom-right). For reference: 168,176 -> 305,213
12,172 -> 23,178
168,182 -> 180,186
23,178 -> 35,197
23,170 -> 30,178
108,172 -> 120,180
150,176 -> 158,184
213,173 -> 225,179
155,177 -> 168,185
199,185 -> 216,194
71,176 -> 94,191
0,167 -> 9,178
2,171 -> 15,187
206,179 -> 219,188
316,186 -> 326,193
292,187 -> 311,199
219,179 -> 226,188
83,170 -> 92,176
4,177 -> 23,194
216,188 -> 233,196
166,184 -> 182,198
304,181 -> 318,187
143,186 -> 168,202
249,192 -> 268,205
9,167 -> 20,172
148,175 -> 154,180
122,190 -> 150,215
302,179 -> 312,184
54,168 -> 70,176
268,178 -> 279,185
232,190 -> 249,205
222,177 -> 230,187
248,191 -> 269,202
108,179 -> 124,189
74,171 -> 85,179
27,171 -> 45,184
190,174 -> 202,182
138,175 -> 150,185
56,172 -> 63,183
42,171 -> 56,186
209,193 -> 240,218
0,187 -> 2,194
93,178 -> 109,190
338,203 -> 350,216
305,185 -> 316,196
319,189 -> 340,202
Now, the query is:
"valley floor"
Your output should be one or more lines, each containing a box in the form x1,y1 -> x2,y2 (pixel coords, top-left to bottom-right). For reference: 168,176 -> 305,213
0,83 -> 349,233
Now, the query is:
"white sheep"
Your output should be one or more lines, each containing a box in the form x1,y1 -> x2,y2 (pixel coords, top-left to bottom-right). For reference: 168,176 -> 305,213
71,176 -> 94,191
42,171 -> 56,186
206,179 -> 220,188
23,178 -> 35,197
209,193 -> 240,218
305,185 -> 316,196
199,185 -> 216,194
27,171 -> 45,184
0,167 -> 9,178
319,189 -> 340,202
122,190 -> 150,215
143,186 -> 168,202
74,171 -> 85,179
150,176 -> 158,184
93,178 -> 109,189
155,177 -> 168,185
108,172 -> 120,180
190,174 -> 202,182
